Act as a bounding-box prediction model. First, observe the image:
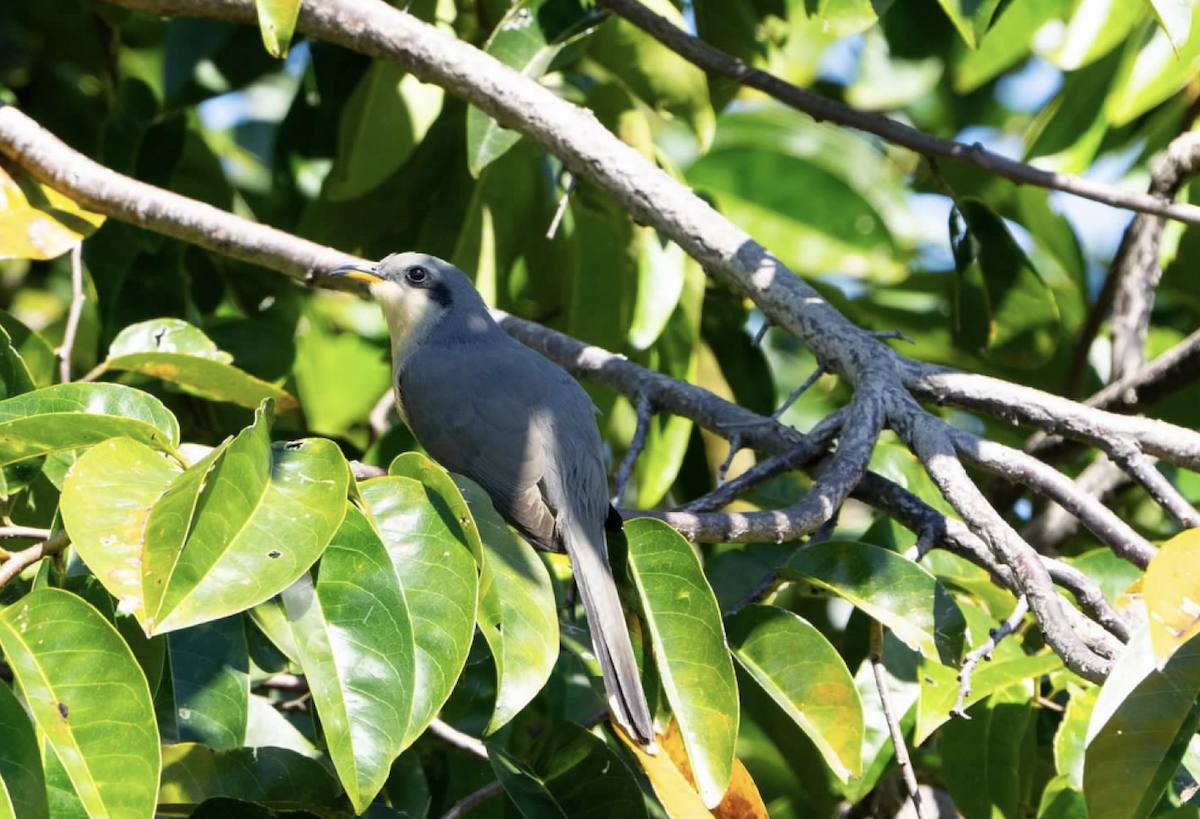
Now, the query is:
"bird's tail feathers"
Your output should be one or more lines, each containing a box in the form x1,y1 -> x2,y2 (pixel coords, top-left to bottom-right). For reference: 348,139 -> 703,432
561,517 -> 655,745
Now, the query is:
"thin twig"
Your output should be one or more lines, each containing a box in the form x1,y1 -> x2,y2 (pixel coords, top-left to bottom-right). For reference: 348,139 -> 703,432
772,365 -> 825,420
0,525 -> 52,540
612,394 -> 653,505
951,596 -> 1030,717
58,242 -> 85,383
1107,442 -> 1200,529
0,530 -> 70,589
349,461 -> 387,482
439,781 -> 504,819
546,173 -> 576,240
870,619 -> 926,819
716,435 -> 742,486
428,718 -> 489,760
751,320 -> 770,347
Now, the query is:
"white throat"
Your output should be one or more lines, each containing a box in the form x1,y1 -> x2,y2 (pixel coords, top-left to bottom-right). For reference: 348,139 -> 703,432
372,281 -> 444,373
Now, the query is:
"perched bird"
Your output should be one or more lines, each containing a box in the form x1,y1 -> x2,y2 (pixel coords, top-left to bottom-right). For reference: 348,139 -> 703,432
329,252 -> 654,743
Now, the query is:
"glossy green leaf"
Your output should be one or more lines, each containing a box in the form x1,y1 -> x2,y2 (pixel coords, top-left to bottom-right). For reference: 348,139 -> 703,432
254,0 -> 300,57
937,0 -> 1004,47
61,438 -> 181,622
629,238 -> 686,352
625,517 -> 738,808
0,165 -> 105,261
1055,685 -> 1098,790
1051,0 -> 1145,70
1144,0 -> 1193,51
1038,774 -> 1087,819
0,681 -> 47,819
951,198 -> 1060,368
244,695 -> 320,759
588,0 -> 715,150
1084,629 -> 1200,819
97,318 -> 297,412
466,0 -> 606,175
387,455 -> 555,735
942,684 -> 1036,819
282,505 -> 417,813
359,476 -> 479,746
1106,14 -> 1200,125
726,605 -> 863,781
782,540 -> 966,666
157,744 -> 339,814
0,324 -> 34,402
0,313 -> 55,389
488,743 -> 569,819
0,383 -> 180,480
41,739 -> 87,819
324,62 -> 445,201
916,653 -> 1062,743
140,402 -> 349,633
0,589 -> 160,819
165,617 -> 250,750
812,0 -> 898,36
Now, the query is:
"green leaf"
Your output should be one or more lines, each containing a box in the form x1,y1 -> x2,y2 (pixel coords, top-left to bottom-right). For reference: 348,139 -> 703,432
812,0 -> 898,36
98,319 -> 297,412
916,653 -> 1062,744
1144,0 -> 1193,51
0,589 -> 160,819
487,743 -> 569,819
781,540 -> 967,666
466,0 -> 606,175
61,437 -> 182,623
0,383 -> 180,481
282,505 -> 418,814
1055,685 -> 1098,790
629,238 -> 686,352
389,455 -> 556,734
942,684 -> 1037,819
139,402 -> 349,634
1051,0 -> 1145,70
254,0 -> 300,58
244,695 -> 320,759
165,617 -> 250,750
0,313 -> 55,389
359,477 -> 480,746
1106,14 -> 1200,125
936,0 -> 1004,47
0,324 -> 34,402
1038,774 -> 1088,819
324,62 -> 445,201
726,605 -> 864,781
953,0 -> 1070,92
1025,50 -> 1120,174
625,518 -> 739,808
1084,629 -> 1200,819
0,681 -> 48,819
951,198 -> 1060,368
588,0 -> 715,150
693,0 -> 762,110
157,744 -> 339,814
0,166 -> 105,261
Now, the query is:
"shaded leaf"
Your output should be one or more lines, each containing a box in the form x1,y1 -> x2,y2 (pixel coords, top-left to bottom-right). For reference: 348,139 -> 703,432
0,589 -> 160,819
626,518 -> 739,808
1084,628 -> 1200,819
487,743 -> 569,819
781,540 -> 966,665
942,684 -> 1037,819
157,744 -> 339,814
1143,528 -> 1200,667
165,616 -> 250,750
359,476 -> 479,745
254,0 -> 300,58
726,605 -> 863,781
0,681 -> 48,819
0,324 -> 34,402
953,0 -> 1070,92
0,165 -> 105,261
140,402 -> 349,634
282,505 -> 417,813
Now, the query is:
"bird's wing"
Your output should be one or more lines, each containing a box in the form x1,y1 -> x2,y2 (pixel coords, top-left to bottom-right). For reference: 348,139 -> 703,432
399,343 -> 558,544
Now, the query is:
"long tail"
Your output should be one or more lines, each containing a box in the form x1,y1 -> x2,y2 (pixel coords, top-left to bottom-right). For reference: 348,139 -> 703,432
562,517 -> 654,744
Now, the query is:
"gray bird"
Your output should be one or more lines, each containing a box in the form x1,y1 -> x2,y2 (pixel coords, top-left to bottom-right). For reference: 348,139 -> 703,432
329,252 -> 654,744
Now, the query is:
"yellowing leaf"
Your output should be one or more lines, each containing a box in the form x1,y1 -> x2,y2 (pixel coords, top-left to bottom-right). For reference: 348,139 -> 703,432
614,719 -> 768,819
1144,528 -> 1200,667
0,166 -> 104,261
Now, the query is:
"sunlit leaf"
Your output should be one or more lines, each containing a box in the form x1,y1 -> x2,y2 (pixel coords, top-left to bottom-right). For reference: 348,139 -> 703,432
812,0 -> 898,36
781,540 -> 966,665
282,505 -> 417,813
1050,0 -> 1145,70
1106,14 -> 1200,125
359,477 -> 479,746
1055,685 -> 1098,790
936,0 -> 1004,47
626,518 -> 739,808
1143,528 -> 1200,667
157,744 -> 339,814
0,680 -> 47,819
0,166 -> 105,261
726,605 -> 863,781
254,0 -> 300,58
916,653 -> 1062,743
1143,0 -> 1193,51
953,0 -> 1071,92
1084,628 -> 1200,819
0,589 -> 160,819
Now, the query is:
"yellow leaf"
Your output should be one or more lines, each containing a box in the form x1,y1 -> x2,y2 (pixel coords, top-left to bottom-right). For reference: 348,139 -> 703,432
614,718 -> 768,819
1144,528 -> 1200,668
0,165 -> 105,260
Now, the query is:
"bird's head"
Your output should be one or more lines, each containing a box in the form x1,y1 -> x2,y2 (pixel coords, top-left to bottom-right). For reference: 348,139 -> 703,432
328,252 -> 488,357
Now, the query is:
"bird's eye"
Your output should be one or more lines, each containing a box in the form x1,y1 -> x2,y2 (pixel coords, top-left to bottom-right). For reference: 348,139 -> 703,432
406,265 -> 429,284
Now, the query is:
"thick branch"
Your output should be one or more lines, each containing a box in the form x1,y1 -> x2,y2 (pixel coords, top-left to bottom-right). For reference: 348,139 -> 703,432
598,0 -> 1200,229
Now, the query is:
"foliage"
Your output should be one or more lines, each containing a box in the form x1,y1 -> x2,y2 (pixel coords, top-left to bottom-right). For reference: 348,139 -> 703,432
0,0 -> 1199,818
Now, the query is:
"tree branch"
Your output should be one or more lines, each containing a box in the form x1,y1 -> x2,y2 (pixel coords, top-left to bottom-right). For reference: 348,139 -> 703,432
596,0 -> 1200,229
871,620 -> 926,819
0,530 -> 70,589
952,596 -> 1029,718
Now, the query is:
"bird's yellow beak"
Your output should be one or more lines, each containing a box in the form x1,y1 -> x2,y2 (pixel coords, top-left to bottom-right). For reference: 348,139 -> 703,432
328,262 -> 385,284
